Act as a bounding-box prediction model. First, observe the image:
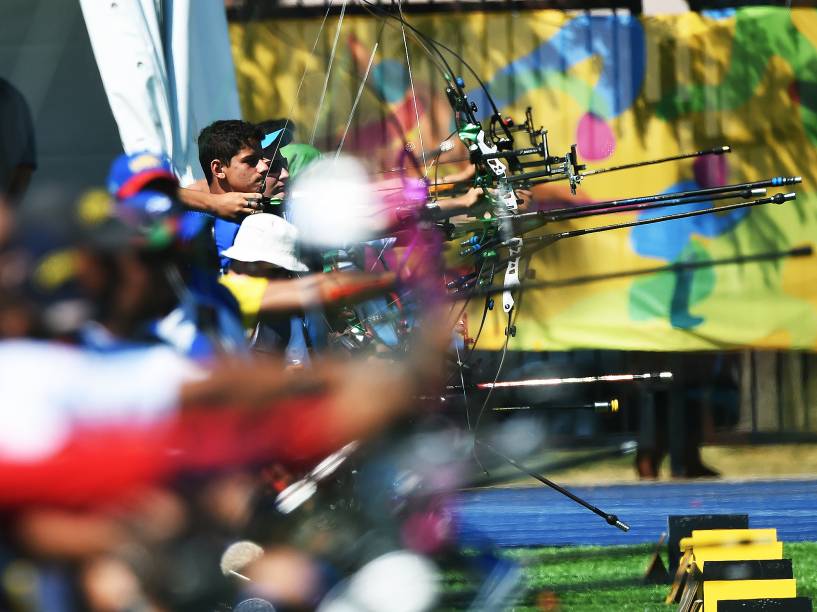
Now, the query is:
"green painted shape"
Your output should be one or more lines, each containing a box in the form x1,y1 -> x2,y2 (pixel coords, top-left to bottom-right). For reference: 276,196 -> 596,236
656,7 -> 817,146
629,270 -> 673,321
628,241 -> 716,325
688,245 -> 717,304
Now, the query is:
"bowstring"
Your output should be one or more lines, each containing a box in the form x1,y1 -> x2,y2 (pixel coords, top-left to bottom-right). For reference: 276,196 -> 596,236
358,0 -> 456,90
396,0 -> 429,178
472,258 -> 526,434
309,0 -> 348,146
335,37 -> 381,159
445,271 -> 473,430
278,2 -> 335,144
472,304 -> 517,433
262,0 -> 337,184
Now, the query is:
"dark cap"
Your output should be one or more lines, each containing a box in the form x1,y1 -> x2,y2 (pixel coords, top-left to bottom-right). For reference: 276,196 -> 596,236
260,128 -> 292,157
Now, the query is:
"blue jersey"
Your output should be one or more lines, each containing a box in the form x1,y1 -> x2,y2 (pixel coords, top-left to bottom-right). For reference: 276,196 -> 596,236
152,270 -> 248,361
214,218 -> 241,270
80,270 -> 248,362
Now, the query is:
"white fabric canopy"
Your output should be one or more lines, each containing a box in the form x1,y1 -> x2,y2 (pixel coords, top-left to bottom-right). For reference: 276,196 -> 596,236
79,0 -> 242,185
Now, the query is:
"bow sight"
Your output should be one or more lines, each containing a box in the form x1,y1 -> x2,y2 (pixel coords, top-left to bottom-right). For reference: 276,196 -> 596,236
488,109 -> 586,193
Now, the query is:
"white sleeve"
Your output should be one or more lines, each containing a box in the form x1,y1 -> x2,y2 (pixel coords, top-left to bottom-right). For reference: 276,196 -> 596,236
0,341 -> 202,462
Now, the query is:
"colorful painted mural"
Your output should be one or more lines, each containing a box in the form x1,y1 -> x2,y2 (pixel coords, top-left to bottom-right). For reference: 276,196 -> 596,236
229,7 -> 817,351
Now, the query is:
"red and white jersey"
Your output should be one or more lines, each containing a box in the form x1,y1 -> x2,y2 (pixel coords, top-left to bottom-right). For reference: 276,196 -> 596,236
0,340 -> 200,506
0,340 -> 351,507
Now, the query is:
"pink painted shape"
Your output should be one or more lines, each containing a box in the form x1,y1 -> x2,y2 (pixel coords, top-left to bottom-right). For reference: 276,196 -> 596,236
576,112 -> 616,161
346,95 -> 426,154
693,153 -> 729,188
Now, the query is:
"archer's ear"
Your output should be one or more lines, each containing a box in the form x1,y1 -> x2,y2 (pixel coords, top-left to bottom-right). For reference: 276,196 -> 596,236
211,159 -> 226,180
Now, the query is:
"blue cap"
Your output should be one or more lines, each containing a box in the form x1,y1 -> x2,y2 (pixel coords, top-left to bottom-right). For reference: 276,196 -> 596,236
118,190 -> 176,226
260,128 -> 290,156
107,152 -> 177,199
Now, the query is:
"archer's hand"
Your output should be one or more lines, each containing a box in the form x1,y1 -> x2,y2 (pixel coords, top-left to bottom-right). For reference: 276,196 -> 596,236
514,188 -> 533,214
177,187 -> 265,221
437,187 -> 484,214
461,186 -> 484,208
208,192 -> 264,221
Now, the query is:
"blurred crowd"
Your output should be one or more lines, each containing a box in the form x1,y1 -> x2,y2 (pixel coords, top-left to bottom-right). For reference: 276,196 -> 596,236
0,110 -> 534,612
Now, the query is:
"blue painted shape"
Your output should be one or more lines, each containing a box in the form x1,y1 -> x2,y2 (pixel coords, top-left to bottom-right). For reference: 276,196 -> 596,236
630,181 -> 748,262
371,60 -> 411,104
467,14 -> 646,121
453,479 -> 817,547
627,179 -> 749,329
701,9 -> 737,20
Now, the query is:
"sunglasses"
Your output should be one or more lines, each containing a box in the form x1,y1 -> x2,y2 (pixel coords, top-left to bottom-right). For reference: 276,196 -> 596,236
266,156 -> 288,175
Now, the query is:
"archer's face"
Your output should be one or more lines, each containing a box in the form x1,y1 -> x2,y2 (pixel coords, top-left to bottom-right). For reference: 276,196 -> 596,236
222,146 -> 269,193
262,156 -> 289,200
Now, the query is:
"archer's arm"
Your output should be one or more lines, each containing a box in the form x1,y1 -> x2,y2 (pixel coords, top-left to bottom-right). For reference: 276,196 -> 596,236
177,180 -> 263,221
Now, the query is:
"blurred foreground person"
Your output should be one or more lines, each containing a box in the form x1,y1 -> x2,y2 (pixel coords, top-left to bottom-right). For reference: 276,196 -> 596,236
0,140 -> 454,607
106,153 -> 247,360
0,186 -> 446,504
0,206 -> 445,612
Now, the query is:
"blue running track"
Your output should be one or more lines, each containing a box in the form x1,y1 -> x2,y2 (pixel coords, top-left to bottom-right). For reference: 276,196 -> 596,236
454,479 -> 817,547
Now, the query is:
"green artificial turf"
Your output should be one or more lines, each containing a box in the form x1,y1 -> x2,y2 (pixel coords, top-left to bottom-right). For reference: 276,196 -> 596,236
444,542 -> 817,611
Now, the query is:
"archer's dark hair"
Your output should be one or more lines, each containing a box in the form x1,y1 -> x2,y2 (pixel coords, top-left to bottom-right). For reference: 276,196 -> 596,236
197,120 -> 263,183
256,118 -> 297,135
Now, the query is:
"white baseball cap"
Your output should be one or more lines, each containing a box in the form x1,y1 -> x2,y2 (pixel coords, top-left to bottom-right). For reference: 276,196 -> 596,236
221,213 -> 310,272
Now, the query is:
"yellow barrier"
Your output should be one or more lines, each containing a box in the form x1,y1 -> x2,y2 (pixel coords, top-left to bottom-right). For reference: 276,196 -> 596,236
703,578 -> 796,611
679,529 -> 782,570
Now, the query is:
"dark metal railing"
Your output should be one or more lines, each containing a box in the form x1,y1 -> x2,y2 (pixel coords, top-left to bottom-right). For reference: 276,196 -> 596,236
226,0 -> 643,20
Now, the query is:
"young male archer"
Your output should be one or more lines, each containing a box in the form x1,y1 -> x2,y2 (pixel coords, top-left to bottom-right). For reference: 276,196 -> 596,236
197,120 -> 290,270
